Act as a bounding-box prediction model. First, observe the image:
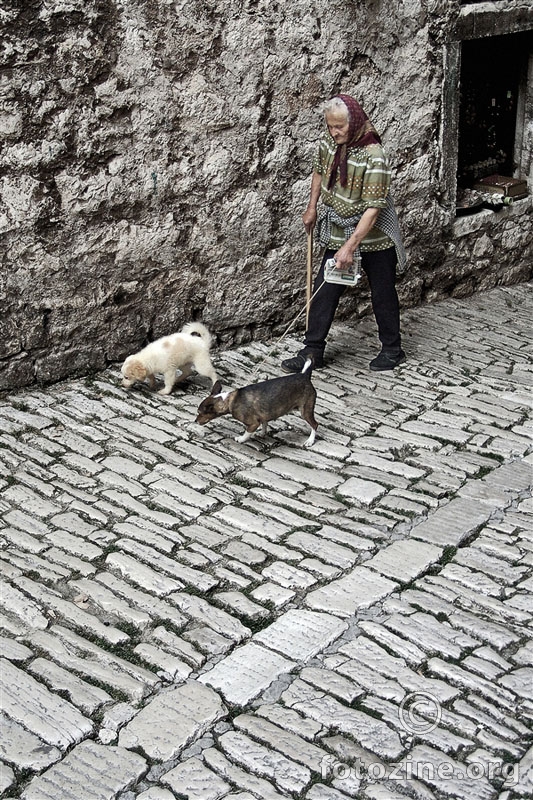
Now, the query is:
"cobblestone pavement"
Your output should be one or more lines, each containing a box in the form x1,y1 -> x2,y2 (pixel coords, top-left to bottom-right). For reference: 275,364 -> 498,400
1,283 -> 532,800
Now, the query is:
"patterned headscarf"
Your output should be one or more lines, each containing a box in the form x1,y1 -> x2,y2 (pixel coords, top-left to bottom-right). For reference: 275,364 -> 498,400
327,94 -> 381,190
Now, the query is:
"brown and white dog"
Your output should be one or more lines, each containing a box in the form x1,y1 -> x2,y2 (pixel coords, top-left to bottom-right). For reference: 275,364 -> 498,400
196,358 -> 318,447
121,322 -> 217,395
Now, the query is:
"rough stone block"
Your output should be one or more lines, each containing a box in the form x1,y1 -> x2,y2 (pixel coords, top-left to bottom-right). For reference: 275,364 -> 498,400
118,682 -> 226,761
199,642 -> 296,705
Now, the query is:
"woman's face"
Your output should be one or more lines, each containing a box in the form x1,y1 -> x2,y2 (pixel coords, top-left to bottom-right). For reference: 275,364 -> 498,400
326,111 -> 350,144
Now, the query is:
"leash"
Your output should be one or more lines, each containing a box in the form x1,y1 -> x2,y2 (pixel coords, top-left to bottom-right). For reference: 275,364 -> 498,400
251,279 -> 326,378
250,227 -> 359,378
250,227 -> 320,378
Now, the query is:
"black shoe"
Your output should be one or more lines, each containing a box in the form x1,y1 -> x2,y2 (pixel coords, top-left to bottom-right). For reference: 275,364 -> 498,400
369,349 -> 406,371
281,353 -> 323,373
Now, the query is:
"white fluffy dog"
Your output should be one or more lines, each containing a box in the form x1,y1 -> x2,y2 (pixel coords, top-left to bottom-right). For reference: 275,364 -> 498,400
121,322 -> 217,395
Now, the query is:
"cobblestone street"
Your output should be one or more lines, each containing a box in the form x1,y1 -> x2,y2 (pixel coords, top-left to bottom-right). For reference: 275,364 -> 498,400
0,283 -> 532,800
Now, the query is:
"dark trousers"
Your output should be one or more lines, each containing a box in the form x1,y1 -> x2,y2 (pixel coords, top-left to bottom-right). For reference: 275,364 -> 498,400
302,246 -> 401,357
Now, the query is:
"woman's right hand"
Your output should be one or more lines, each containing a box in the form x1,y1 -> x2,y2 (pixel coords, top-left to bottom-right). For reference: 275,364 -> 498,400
302,206 -> 317,233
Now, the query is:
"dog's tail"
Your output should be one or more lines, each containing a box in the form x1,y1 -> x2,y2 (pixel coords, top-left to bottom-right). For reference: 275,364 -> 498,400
181,322 -> 212,348
301,356 -> 314,375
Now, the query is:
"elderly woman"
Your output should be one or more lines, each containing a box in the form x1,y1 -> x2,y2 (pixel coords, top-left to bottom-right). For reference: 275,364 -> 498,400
282,94 -> 406,373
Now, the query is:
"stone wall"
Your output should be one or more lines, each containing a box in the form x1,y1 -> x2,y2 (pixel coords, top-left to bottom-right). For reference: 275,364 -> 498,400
1,0 -> 532,390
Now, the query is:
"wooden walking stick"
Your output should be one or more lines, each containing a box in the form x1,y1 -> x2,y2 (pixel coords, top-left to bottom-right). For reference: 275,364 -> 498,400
306,228 -> 313,329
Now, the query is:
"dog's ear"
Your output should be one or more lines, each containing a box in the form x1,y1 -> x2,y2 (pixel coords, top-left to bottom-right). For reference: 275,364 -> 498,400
129,359 -> 147,380
211,380 -> 222,395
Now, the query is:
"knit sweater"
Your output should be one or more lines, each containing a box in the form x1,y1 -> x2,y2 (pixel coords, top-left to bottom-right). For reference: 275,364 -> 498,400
313,132 -> 395,252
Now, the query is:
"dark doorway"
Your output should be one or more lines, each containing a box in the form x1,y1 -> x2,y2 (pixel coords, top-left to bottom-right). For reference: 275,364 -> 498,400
457,32 -> 530,189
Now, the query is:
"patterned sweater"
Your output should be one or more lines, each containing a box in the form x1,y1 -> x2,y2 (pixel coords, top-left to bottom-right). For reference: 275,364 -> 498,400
313,132 -> 395,252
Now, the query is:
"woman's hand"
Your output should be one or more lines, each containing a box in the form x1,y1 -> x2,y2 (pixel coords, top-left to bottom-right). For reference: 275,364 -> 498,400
335,207 -> 380,268
333,241 -> 356,270
303,206 -> 317,233
303,172 -> 322,233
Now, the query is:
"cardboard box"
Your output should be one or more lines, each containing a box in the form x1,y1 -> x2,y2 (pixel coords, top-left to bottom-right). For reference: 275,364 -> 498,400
473,174 -> 528,198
